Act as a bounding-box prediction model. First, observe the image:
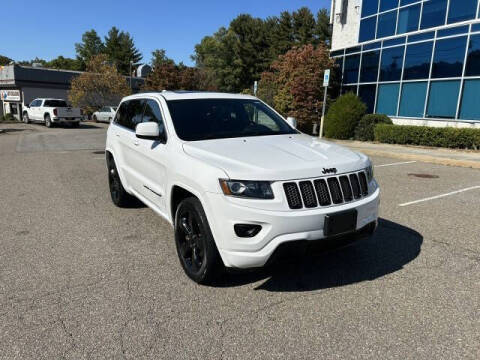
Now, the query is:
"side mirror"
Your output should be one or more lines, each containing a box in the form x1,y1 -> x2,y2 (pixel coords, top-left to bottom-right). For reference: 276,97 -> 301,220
286,117 -> 297,129
135,122 -> 166,142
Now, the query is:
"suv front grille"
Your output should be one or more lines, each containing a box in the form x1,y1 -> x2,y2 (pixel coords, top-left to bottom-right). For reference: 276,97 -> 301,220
283,171 -> 370,210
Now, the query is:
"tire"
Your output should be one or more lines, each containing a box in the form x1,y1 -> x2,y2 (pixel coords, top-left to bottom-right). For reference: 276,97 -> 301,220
107,157 -> 135,207
23,112 -> 29,124
93,115 -> 98,123
72,122 -> 80,128
174,197 -> 223,284
45,114 -> 53,128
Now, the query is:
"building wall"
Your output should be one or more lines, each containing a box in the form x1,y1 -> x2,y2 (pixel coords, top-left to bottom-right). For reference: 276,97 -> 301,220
331,0 -> 480,125
22,87 -> 70,105
331,0 -> 362,51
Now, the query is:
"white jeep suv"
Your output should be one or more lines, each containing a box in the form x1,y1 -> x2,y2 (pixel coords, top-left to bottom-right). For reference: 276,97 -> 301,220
105,92 -> 379,284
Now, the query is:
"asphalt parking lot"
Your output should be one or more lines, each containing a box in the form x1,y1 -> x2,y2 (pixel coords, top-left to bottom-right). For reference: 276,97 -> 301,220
0,123 -> 479,359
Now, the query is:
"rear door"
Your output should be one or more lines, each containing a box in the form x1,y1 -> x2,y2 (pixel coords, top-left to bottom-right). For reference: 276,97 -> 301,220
112,99 -> 146,193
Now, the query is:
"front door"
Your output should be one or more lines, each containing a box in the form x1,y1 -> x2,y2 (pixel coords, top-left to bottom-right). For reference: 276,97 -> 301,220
133,99 -> 168,212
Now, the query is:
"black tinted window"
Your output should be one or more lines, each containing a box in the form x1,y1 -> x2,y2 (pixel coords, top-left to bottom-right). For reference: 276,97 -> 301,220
115,100 -> 145,130
44,100 -> 68,107
143,100 -> 165,135
166,99 -> 297,141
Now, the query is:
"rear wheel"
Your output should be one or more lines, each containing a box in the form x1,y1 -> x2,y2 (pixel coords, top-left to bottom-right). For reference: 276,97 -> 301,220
107,157 -> 135,207
174,197 -> 223,284
45,114 -> 53,128
23,112 -> 29,124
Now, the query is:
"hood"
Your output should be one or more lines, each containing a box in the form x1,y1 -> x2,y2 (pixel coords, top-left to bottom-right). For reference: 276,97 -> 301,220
182,134 -> 368,181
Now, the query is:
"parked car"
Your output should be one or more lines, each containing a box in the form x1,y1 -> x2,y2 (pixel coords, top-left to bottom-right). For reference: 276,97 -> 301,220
22,98 -> 82,127
105,92 -> 380,284
93,106 -> 117,123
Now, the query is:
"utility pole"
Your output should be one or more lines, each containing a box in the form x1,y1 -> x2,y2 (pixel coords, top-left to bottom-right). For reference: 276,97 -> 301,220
319,69 -> 330,139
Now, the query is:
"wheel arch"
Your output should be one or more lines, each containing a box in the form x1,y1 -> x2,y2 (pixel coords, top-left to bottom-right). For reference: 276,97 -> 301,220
170,185 -> 200,225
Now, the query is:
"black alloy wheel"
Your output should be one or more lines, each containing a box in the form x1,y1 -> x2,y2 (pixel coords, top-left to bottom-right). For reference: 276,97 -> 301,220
175,198 -> 222,284
107,157 -> 134,207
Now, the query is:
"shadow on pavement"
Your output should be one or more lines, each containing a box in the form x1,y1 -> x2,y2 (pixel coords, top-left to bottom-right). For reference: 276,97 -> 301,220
215,218 -> 423,291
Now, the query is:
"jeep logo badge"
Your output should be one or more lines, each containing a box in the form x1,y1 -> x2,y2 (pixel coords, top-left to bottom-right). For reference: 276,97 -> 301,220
322,167 -> 337,175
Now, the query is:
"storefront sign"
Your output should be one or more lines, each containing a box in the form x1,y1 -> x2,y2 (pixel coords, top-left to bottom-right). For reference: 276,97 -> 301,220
0,89 -> 21,102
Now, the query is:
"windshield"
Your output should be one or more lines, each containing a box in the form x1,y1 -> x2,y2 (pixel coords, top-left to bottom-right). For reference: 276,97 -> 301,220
44,100 -> 68,107
166,99 -> 297,141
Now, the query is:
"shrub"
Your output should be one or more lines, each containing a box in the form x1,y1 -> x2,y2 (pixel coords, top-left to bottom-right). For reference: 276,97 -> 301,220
374,124 -> 480,150
0,113 -> 15,122
354,114 -> 393,141
324,93 -> 367,139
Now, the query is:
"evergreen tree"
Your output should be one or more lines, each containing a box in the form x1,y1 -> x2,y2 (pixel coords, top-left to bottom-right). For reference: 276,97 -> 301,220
315,9 -> 332,44
104,27 -> 142,75
75,30 -> 104,70
292,7 -> 317,45
0,55 -> 12,66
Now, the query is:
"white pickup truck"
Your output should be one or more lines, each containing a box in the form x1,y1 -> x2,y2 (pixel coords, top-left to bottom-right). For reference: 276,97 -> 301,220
22,98 -> 82,127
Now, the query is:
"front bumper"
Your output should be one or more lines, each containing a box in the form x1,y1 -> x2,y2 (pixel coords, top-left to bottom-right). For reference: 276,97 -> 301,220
205,186 -> 380,269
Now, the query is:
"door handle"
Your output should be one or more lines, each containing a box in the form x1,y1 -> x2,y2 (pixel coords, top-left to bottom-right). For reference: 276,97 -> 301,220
116,134 -> 120,137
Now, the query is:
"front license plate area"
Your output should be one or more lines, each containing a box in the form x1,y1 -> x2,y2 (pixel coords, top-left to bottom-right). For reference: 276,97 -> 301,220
324,210 -> 357,237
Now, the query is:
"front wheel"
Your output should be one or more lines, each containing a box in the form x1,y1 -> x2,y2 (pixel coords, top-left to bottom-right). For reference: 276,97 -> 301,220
174,197 -> 223,284
23,112 -> 29,124
93,115 -> 98,123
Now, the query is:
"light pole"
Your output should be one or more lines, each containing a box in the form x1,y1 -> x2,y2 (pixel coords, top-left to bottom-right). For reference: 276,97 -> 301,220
129,60 -> 133,91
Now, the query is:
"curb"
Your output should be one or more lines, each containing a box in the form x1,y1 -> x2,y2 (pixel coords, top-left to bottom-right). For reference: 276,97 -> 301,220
349,148 -> 480,170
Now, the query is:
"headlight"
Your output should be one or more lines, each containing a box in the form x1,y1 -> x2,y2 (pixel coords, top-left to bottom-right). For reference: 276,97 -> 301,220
366,162 -> 374,182
219,179 -> 274,199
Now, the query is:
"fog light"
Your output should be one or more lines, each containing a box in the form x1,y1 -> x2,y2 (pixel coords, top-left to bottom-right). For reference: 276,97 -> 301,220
234,224 -> 262,238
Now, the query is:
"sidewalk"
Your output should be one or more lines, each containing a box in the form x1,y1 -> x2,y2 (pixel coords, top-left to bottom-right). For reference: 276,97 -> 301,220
332,140 -> 480,169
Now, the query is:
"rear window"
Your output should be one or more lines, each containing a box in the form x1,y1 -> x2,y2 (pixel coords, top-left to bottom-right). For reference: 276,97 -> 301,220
44,100 -> 68,107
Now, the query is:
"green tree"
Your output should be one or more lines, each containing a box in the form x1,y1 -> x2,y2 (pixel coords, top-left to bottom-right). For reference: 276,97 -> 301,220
104,27 -> 142,75
292,7 -> 317,45
46,56 -> 82,71
269,12 -> 295,58
69,54 -> 130,114
0,55 -> 12,66
151,49 -> 175,68
315,9 -> 332,44
75,30 -> 105,70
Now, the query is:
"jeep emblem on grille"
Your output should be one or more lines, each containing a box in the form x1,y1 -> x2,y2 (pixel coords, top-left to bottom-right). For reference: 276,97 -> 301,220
322,167 -> 337,175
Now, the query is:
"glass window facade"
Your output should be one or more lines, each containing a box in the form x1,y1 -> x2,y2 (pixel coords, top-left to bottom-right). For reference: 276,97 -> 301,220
360,51 -> 380,82
360,0 -> 480,43
359,84 -> 377,113
399,82 -> 427,117
335,2 -> 480,122
431,36 -> 467,78
376,83 -> 400,115
403,41 -> 433,80
447,0 -> 477,24
362,0 -> 380,18
380,0 -> 398,13
359,17 -> 377,42
426,81 -> 461,119
397,4 -> 420,34
420,0 -> 448,30
380,46 -> 404,81
460,80 -> 480,120
344,54 -> 361,84
465,34 -> 480,76
377,10 -> 397,38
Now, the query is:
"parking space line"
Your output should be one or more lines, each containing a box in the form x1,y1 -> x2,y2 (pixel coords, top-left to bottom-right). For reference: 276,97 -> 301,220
399,186 -> 480,207
94,157 -> 105,160
375,161 -> 416,168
